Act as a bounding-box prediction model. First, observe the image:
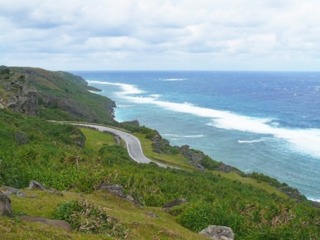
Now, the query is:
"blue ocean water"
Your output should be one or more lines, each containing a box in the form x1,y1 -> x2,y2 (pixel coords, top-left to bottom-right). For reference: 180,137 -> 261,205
75,71 -> 320,200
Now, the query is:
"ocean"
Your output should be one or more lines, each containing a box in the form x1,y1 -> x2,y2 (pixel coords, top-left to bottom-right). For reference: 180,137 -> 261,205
74,71 -> 320,200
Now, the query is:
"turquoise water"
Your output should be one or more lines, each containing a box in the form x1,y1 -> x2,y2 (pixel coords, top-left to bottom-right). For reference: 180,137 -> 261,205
75,71 -> 320,200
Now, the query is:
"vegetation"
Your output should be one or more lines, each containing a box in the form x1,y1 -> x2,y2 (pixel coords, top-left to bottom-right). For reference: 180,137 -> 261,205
0,66 -> 115,123
54,200 -> 128,237
1,67 -> 320,239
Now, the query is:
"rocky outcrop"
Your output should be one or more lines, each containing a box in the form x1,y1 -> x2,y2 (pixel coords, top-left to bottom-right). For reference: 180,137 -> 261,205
7,87 -> 38,115
179,145 -> 205,169
1,186 -> 25,197
28,180 -> 47,191
163,198 -> 187,209
96,184 -> 142,207
27,180 -> 63,196
20,216 -> 72,231
0,68 -> 39,115
0,193 -> 13,217
199,225 -> 234,240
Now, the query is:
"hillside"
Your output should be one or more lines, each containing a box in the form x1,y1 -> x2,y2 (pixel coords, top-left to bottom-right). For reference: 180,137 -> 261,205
0,66 -> 115,123
1,67 -> 320,239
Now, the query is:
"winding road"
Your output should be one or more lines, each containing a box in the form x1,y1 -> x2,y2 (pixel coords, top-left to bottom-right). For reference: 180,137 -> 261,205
72,123 -> 170,168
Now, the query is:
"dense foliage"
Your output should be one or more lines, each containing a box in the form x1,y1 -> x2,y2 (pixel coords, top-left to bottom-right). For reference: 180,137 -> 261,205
0,109 -> 320,239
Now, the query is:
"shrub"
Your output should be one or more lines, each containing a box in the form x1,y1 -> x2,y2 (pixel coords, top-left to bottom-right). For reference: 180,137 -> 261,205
53,200 -> 128,238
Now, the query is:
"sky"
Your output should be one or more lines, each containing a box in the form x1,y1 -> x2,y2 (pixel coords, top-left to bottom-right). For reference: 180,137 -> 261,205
1,0 -> 320,71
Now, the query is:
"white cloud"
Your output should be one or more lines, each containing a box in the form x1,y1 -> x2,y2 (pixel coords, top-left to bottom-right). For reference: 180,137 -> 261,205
0,0 -> 320,70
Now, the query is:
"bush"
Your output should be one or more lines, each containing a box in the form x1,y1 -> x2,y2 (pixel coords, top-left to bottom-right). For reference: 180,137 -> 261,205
177,201 -> 215,232
54,200 -> 128,238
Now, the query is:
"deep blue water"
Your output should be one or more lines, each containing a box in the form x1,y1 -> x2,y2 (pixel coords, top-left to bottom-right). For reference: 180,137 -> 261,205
75,71 -> 320,200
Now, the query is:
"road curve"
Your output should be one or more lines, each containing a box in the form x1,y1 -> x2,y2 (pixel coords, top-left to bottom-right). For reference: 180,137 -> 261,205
73,123 -> 170,168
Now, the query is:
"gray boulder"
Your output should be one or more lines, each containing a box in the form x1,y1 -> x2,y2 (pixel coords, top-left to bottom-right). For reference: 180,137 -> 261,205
1,186 -> 25,197
96,184 -> 142,207
21,216 -> 72,231
0,193 -> 13,217
163,198 -> 187,209
28,180 -> 47,191
199,225 -> 234,240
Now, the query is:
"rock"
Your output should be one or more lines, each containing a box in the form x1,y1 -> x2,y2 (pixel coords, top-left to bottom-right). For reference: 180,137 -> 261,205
1,186 -> 25,197
0,193 -> 13,217
28,180 -> 47,191
7,85 -> 38,116
216,162 -> 238,173
145,211 -> 159,218
163,198 -> 187,209
20,216 -> 72,231
97,184 -> 126,197
199,225 -> 234,240
96,183 -> 142,207
179,145 -> 206,169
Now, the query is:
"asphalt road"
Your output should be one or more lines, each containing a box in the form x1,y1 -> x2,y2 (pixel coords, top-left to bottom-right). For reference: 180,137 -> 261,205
73,123 -> 169,168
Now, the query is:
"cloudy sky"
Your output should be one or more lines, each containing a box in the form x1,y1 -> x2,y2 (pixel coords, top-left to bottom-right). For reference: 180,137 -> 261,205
1,0 -> 320,71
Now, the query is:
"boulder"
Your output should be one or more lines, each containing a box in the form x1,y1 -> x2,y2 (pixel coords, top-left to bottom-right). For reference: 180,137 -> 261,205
28,180 -> 47,191
163,198 -> 187,209
0,193 -> 13,217
20,216 -> 72,231
96,184 -> 142,207
145,211 -> 159,218
199,225 -> 234,240
1,186 -> 25,197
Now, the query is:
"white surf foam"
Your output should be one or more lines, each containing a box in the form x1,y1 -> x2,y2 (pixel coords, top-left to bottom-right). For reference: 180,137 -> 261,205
87,81 -> 144,95
238,139 -> 265,144
184,134 -> 204,138
160,78 -> 187,81
308,198 -> 320,202
92,81 -> 320,159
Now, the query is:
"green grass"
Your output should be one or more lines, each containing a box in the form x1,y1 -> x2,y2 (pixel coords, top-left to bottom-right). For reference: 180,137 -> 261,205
81,128 -> 116,152
134,133 -> 195,169
1,103 -> 320,239
3,189 -> 207,240
215,171 -> 288,198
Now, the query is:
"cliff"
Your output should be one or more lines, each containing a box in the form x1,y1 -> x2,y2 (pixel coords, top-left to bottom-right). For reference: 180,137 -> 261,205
0,66 -> 115,123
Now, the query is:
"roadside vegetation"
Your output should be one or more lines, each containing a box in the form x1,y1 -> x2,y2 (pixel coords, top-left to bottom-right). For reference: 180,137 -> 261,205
1,67 -> 320,239
1,109 -> 320,239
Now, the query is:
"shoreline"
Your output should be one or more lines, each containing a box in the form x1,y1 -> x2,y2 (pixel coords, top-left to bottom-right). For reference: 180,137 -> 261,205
84,77 -> 319,201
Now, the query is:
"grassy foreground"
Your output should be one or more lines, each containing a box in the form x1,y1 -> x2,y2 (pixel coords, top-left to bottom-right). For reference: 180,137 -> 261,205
1,110 -> 320,239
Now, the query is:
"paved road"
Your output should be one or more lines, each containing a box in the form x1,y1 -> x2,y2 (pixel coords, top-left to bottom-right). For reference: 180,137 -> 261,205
73,123 -> 169,168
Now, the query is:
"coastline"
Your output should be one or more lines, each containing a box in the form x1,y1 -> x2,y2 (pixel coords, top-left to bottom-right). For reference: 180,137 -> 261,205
84,78 -> 318,202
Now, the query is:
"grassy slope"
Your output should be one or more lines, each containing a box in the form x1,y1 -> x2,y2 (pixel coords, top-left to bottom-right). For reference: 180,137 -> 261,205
1,67 -> 115,123
1,66 -> 320,239
1,112 -> 320,239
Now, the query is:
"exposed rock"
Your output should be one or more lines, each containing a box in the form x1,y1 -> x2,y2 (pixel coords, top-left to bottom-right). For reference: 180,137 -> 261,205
0,193 -> 13,217
20,216 -> 72,231
199,225 -> 234,240
96,183 -> 142,207
28,180 -> 47,191
215,162 -> 238,173
145,211 -> 159,218
1,186 -> 25,197
179,145 -> 205,169
163,198 -> 187,209
7,85 -> 38,116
